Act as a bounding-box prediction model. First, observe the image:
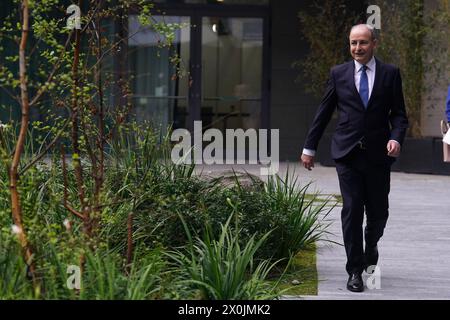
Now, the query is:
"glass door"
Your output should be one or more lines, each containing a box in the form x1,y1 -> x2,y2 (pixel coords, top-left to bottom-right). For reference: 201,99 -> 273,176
201,16 -> 263,132
128,15 -> 191,135
127,7 -> 269,138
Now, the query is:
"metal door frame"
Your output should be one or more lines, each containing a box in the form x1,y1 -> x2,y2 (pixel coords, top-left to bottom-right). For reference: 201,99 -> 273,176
151,3 -> 271,132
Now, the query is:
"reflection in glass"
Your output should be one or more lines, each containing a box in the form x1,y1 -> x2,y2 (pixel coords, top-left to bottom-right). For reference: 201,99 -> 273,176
128,15 -> 190,133
202,17 -> 263,131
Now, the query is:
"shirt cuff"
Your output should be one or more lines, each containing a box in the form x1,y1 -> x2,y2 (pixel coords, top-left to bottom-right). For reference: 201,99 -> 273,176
302,148 -> 316,157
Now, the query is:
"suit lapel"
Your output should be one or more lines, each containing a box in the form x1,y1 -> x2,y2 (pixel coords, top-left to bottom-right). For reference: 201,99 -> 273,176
367,57 -> 382,109
346,61 -> 366,110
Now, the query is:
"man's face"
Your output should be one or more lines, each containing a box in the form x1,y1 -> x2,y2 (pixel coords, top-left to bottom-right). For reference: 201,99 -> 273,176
349,26 -> 377,65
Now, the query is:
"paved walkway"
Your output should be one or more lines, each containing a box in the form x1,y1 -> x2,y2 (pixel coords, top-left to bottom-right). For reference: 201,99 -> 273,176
197,162 -> 450,300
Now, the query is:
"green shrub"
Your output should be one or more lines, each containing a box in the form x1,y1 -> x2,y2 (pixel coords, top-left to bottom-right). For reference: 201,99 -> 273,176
0,234 -> 35,299
79,245 -> 165,300
167,213 -> 285,300
0,124 -> 334,299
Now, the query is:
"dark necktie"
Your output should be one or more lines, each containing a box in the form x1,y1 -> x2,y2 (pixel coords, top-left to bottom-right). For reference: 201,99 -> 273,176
359,65 -> 369,108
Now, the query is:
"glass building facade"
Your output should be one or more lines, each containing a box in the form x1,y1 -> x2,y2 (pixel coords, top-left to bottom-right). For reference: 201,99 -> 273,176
127,0 -> 269,137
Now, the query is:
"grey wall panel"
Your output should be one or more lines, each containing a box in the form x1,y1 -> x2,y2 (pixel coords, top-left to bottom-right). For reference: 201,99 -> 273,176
271,35 -> 308,70
270,1 -> 313,160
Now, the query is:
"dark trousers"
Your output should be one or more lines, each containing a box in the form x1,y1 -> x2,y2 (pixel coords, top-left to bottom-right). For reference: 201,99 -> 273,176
335,147 -> 391,275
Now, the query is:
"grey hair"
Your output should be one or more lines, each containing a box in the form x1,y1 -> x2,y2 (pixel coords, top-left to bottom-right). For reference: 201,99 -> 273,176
350,24 -> 377,40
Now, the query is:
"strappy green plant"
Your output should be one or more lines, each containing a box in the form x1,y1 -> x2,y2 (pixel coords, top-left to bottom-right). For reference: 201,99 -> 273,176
167,212 -> 287,300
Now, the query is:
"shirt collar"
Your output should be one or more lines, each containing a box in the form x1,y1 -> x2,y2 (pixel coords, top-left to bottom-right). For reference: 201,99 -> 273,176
354,56 -> 376,72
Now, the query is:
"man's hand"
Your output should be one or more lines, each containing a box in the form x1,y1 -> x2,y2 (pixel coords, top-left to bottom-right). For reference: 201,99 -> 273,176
387,140 -> 401,157
301,153 -> 315,170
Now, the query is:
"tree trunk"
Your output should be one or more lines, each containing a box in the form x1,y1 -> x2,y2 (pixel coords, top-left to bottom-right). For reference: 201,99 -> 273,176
71,11 -> 91,238
10,0 -> 38,287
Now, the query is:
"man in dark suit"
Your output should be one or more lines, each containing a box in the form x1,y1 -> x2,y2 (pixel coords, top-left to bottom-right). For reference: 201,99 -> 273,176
300,24 -> 409,292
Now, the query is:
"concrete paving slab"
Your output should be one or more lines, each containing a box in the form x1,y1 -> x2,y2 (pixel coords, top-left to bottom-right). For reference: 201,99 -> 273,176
196,162 -> 450,300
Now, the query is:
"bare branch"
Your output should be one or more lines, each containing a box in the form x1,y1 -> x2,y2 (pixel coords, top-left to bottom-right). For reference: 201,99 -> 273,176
29,33 -> 72,107
0,84 -> 20,103
28,0 -> 103,108
19,118 -> 70,175
64,203 -> 85,220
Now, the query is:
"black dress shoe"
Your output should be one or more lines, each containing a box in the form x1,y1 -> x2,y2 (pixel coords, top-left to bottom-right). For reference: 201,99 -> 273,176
364,245 -> 379,273
347,273 -> 364,292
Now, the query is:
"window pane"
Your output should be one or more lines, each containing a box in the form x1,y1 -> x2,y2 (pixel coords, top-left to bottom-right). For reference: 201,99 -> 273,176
201,17 -> 263,131
128,15 -> 190,132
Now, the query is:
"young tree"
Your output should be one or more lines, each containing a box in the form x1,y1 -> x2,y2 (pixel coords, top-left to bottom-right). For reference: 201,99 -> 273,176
0,0 -> 186,290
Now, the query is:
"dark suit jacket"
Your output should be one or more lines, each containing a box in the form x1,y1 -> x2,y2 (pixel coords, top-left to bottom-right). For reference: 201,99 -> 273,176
304,57 -> 409,164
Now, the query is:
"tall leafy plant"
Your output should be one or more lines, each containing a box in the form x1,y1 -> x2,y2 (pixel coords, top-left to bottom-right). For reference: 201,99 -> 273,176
168,212 -> 286,300
293,0 -> 362,96
374,0 -> 449,137
295,0 -> 450,137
